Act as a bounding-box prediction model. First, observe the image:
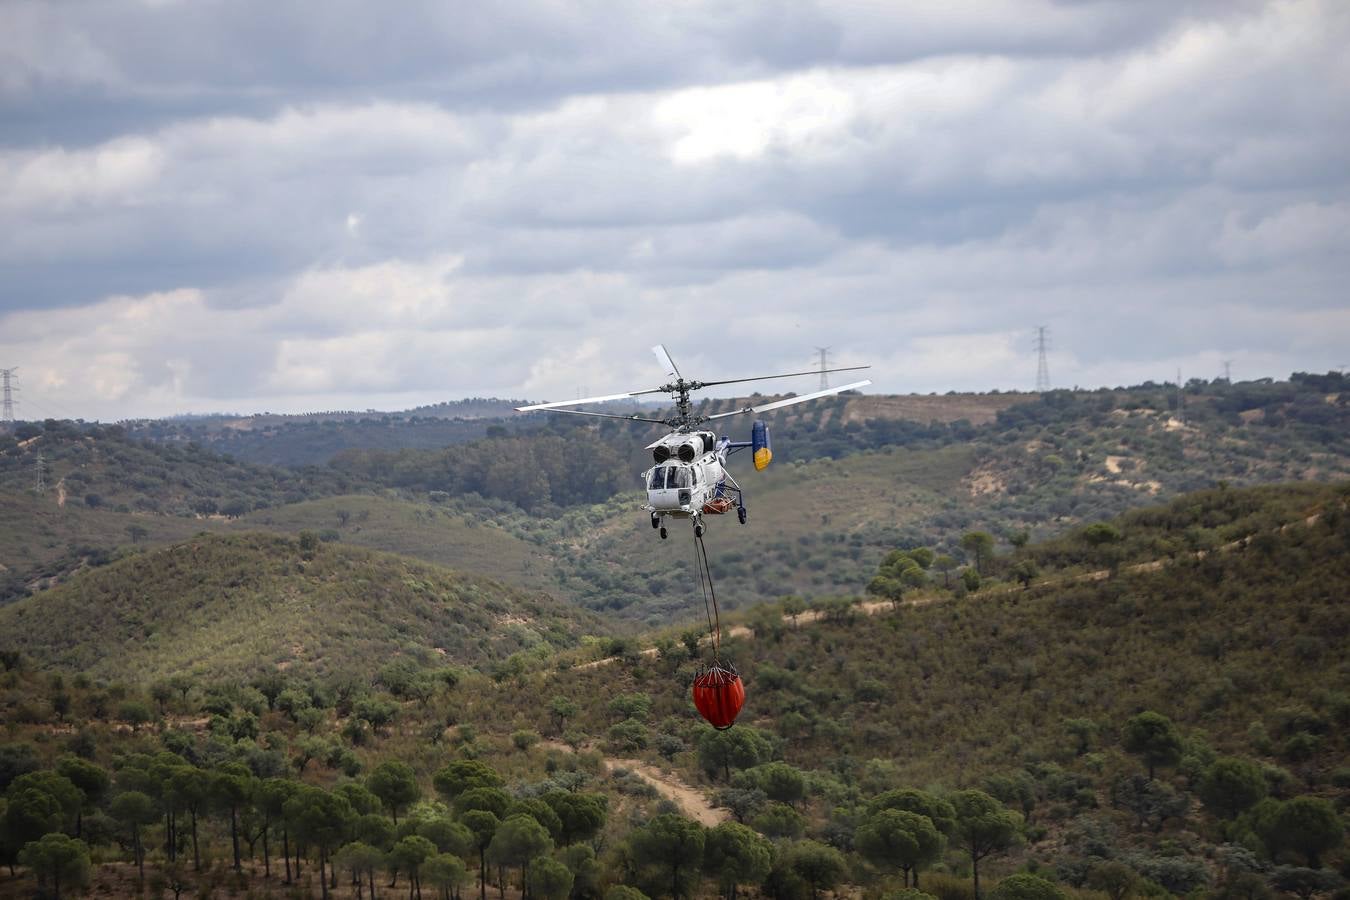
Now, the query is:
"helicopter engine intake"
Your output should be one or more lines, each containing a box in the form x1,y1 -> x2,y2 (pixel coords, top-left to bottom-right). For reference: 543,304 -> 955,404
650,432 -> 713,465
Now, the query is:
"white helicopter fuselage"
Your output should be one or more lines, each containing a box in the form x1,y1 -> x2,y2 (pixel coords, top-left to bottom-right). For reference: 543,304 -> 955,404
642,431 -> 730,518
643,456 -> 725,516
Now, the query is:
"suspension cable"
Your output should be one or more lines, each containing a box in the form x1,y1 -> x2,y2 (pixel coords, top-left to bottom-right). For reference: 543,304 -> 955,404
695,529 -> 723,661
693,528 -> 716,655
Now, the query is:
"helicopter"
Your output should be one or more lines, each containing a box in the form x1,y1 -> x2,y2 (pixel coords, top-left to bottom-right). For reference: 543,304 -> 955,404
516,345 -> 871,539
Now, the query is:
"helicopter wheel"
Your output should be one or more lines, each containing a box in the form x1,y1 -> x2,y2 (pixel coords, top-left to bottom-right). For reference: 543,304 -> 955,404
659,527 -> 668,540
651,514 -> 661,529
694,523 -> 705,538
737,507 -> 747,525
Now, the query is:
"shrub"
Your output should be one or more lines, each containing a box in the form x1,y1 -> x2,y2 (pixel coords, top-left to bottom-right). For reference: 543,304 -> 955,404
607,719 -> 649,753
924,873 -> 976,900
990,873 -> 1066,900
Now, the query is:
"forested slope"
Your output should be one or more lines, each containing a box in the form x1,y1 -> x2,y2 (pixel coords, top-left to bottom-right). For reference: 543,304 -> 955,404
0,421 -> 350,516
2,374 -> 1346,626
482,482 -> 1350,783
0,532 -> 602,682
0,483 -> 1344,900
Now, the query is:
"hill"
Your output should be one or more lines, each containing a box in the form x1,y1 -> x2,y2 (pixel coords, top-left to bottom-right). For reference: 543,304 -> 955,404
0,490 -> 245,602
239,494 -> 560,597
0,421 -> 356,601
451,481 -> 1350,895
436,374 -> 1349,625
0,483 -> 1344,900
3,374 -> 1345,626
126,398 -> 530,466
474,481 -> 1350,784
529,445 -> 980,625
0,421 -> 351,518
0,532 -> 606,683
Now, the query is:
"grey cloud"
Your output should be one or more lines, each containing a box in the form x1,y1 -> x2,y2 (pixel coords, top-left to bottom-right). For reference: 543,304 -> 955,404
1,0 -> 1347,418
1,0 -> 1270,147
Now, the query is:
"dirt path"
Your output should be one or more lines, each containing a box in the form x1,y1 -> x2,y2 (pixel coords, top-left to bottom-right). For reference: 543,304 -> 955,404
575,647 -> 659,670
541,741 -> 726,826
612,758 -> 727,826
578,596 -> 940,670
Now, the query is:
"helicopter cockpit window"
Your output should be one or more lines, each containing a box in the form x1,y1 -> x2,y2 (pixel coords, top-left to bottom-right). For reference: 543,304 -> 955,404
649,466 -> 694,490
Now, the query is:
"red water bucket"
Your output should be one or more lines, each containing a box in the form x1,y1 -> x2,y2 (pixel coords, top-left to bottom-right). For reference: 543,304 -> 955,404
692,662 -> 745,730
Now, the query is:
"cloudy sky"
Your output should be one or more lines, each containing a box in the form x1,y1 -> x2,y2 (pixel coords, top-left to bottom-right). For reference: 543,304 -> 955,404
2,0 -> 1347,420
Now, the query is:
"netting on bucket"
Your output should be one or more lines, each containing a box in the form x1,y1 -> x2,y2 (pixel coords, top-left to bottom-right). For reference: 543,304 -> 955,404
692,660 -> 745,730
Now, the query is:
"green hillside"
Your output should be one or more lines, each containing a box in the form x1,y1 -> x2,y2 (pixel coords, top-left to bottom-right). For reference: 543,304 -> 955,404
319,374 -> 1349,624
0,422 -> 353,601
534,445 -> 979,625
0,532 -> 605,682
476,482 -> 1350,783
0,421 -> 351,516
240,494 -> 558,597
454,482 -> 1350,894
0,490 -> 247,602
0,483 -> 1345,899
3,374 -> 1346,627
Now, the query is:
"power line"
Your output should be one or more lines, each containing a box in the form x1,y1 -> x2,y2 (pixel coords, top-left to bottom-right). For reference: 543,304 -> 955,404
814,347 -> 831,391
1034,327 -> 1051,392
21,387 -> 85,423
1,367 -> 17,423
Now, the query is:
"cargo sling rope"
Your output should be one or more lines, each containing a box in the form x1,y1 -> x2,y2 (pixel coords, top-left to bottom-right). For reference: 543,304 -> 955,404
693,529 -> 722,660
691,528 -> 745,730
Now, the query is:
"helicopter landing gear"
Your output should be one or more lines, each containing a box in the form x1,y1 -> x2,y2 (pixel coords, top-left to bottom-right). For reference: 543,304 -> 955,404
651,513 -> 661,529
694,522 -> 705,538
737,506 -> 747,525
659,526 -> 668,540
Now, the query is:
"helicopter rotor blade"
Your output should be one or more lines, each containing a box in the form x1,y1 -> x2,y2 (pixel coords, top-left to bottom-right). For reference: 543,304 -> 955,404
704,379 -> 873,421
516,388 -> 666,412
698,364 -> 871,389
514,406 -> 672,425
652,344 -> 681,379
